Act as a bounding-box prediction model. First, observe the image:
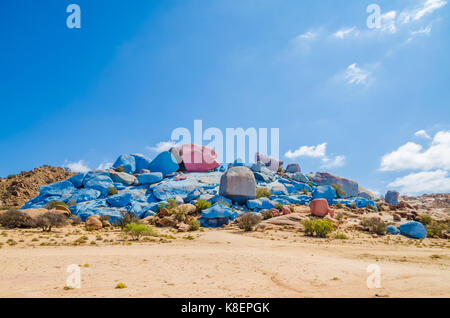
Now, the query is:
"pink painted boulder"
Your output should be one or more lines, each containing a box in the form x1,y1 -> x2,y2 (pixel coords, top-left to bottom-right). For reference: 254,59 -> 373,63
180,144 -> 220,172
310,199 -> 334,218
281,205 -> 291,215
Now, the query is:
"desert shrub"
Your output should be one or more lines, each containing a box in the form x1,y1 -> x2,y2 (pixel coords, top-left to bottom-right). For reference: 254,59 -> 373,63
334,232 -> 348,240
366,204 -> 377,211
172,206 -> 188,222
302,219 -> 334,238
115,283 -> 127,289
115,210 -> 140,229
256,187 -> 272,199
301,188 -> 310,195
195,199 -> 211,211
361,217 -> 387,235
123,223 -> 158,241
71,215 -> 82,225
331,184 -> 346,198
335,202 -> 343,209
425,221 -> 447,238
274,203 -> 283,211
0,209 -> 35,229
189,219 -> 201,231
416,214 -> 433,226
166,198 -> 178,210
35,212 -> 68,232
262,210 -> 273,220
108,187 -> 118,196
46,201 -> 69,210
115,166 -> 125,173
237,213 -> 261,231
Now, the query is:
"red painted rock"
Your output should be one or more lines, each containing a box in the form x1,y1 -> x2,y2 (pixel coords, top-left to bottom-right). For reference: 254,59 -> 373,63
180,144 -> 220,172
310,199 -> 334,218
281,206 -> 291,215
270,208 -> 281,217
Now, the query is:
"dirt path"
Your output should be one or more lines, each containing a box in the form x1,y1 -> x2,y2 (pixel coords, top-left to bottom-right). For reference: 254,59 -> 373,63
0,229 -> 449,298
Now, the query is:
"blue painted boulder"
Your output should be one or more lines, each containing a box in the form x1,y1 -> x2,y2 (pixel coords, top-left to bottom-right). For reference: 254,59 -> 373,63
200,204 -> 234,228
385,190 -> 400,205
386,225 -> 400,235
286,163 -> 301,173
271,183 -> 288,195
152,178 -> 198,201
137,172 -> 163,185
132,154 -> 152,172
40,180 -> 76,197
148,151 -> 179,177
112,154 -> 136,174
83,174 -> 114,197
288,172 -> 310,183
312,185 -> 337,204
106,192 -> 133,207
399,221 -> 427,239
67,173 -> 86,188
247,197 -> 275,210
68,189 -> 101,203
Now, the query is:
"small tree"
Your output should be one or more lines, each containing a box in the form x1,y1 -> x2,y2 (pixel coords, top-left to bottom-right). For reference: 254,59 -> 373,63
115,210 -> 140,229
35,212 -> 68,232
123,223 -> 158,241
237,213 -> 261,232
302,219 -> 334,238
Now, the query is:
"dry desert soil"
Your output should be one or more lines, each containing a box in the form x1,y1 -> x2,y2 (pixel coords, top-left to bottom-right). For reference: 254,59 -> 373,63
0,225 -> 449,298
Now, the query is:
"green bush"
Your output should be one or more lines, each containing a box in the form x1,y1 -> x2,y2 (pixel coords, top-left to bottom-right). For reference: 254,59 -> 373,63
301,218 -> 334,238
123,223 -> 158,241
274,203 -> 283,211
108,187 -> 118,196
0,209 -> 35,229
334,232 -> 349,240
172,206 -> 188,222
237,213 -> 261,232
335,202 -> 343,209
115,210 -> 140,229
361,217 -> 387,235
301,188 -> 310,195
195,199 -> 211,211
167,198 -> 178,210
425,220 -> 447,238
256,187 -> 272,199
189,219 -> 201,231
416,214 -> 433,226
331,184 -> 346,198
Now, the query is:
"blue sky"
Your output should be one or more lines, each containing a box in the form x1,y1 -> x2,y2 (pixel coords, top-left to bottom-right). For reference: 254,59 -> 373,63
1,0 -> 449,196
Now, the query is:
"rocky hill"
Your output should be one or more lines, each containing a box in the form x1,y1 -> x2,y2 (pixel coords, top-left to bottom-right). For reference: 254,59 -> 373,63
0,166 -> 76,209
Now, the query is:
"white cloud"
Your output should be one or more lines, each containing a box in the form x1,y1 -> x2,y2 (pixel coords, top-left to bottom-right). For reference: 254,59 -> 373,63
97,161 -> 113,170
411,25 -> 432,36
320,155 -> 346,169
296,31 -> 318,40
285,143 -> 345,169
285,143 -> 327,159
147,141 -> 178,153
388,170 -> 450,195
333,27 -> 359,39
343,63 -> 373,85
414,129 -> 432,139
380,130 -> 450,171
380,11 -> 398,33
64,160 -> 91,173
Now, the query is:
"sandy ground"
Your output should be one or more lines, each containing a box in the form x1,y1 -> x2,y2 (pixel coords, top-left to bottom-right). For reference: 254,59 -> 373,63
0,226 -> 449,298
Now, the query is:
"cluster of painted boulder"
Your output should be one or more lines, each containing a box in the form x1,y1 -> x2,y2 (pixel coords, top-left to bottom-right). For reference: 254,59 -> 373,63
20,144 -> 425,238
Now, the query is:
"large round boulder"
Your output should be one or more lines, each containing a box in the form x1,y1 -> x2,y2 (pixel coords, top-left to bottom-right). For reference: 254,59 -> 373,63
312,172 -> 359,199
399,221 -> 426,239
310,199 -> 334,218
148,151 -> 179,177
112,154 -> 136,174
219,166 -> 256,204
179,144 -> 220,172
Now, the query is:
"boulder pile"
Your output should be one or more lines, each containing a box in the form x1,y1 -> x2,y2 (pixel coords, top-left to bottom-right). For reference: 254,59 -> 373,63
20,146 -> 401,230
